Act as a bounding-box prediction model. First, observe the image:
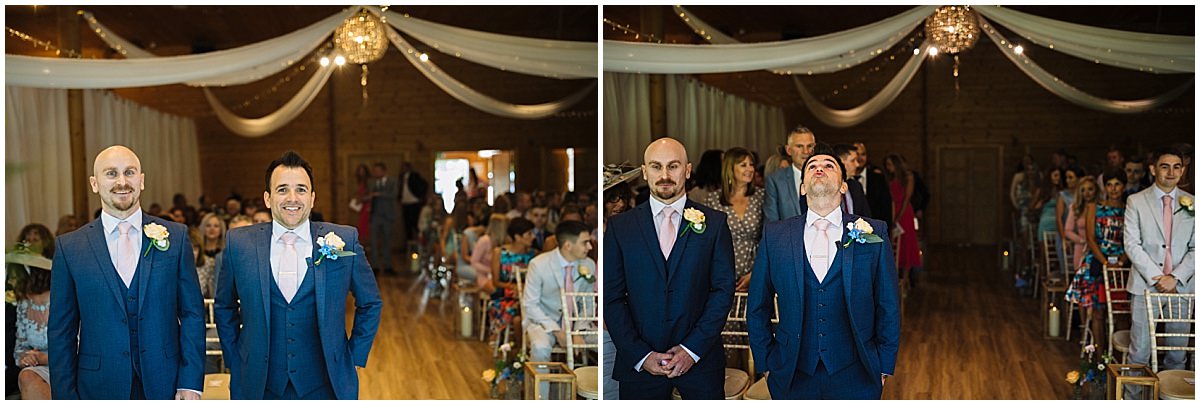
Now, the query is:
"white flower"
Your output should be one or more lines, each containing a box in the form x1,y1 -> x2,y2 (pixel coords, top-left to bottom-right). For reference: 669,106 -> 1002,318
500,343 -> 512,353
143,223 -> 169,240
322,232 -> 346,250
853,218 -> 874,234
683,207 -> 707,233
512,362 -> 522,369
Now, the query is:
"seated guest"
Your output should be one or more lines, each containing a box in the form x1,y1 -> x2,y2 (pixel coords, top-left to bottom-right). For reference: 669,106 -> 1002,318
488,218 -> 537,347
527,205 -> 550,251
8,241 -> 54,400
521,221 -> 597,361
471,214 -> 509,294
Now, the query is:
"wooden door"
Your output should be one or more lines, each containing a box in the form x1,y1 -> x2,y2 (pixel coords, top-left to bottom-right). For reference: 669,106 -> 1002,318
931,145 -> 1003,245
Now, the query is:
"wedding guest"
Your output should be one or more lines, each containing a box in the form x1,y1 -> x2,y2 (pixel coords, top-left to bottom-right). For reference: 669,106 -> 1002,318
453,208 -> 481,281
493,193 -> 513,218
168,207 -> 187,224
488,218 -> 537,347
400,162 -> 429,247
885,154 -> 922,278
762,148 -> 790,179
195,213 -> 226,298
369,162 -> 399,276
252,210 -> 272,224
833,144 -> 873,218
419,194 -> 447,257
508,191 -> 533,219
1097,146 -> 1126,186
1033,168 -> 1063,242
1170,142 -> 1192,194
1124,156 -> 1152,197
16,224 -> 55,259
471,214 -> 509,294
522,220 -> 596,362
687,149 -> 724,202
853,141 -> 884,176
352,164 -> 372,241
10,248 -> 53,400
701,147 -> 763,292
528,205 -> 551,251
1067,170 -> 1128,354
55,214 -> 81,236
1051,149 -> 1069,172
439,214 -> 463,278
1062,176 -> 1100,269
147,203 -> 164,218
765,127 -> 818,222
604,181 -> 635,226
1011,155 -> 1037,234
222,196 -> 242,224
228,215 -> 253,230
1055,166 -> 1083,271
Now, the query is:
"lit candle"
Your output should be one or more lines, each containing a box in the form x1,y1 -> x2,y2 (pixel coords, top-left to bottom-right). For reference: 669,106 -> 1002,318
461,305 -> 473,338
1048,305 -> 1061,337
410,252 -> 420,273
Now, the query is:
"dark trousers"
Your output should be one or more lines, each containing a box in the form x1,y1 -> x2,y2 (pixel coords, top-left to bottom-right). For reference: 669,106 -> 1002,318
768,360 -> 881,400
402,203 -> 422,243
617,365 -> 723,400
369,218 -> 394,271
265,380 -> 336,400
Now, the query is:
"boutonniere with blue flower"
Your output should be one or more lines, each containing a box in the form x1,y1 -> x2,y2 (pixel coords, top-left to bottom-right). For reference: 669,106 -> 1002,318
1176,195 -> 1194,216
682,207 -> 707,235
314,231 -> 357,265
142,223 -> 170,256
843,218 -> 884,248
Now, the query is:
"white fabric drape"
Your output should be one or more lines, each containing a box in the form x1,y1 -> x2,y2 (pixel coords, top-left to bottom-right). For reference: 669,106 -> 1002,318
604,6 -> 937,74
8,7 -> 359,89
980,18 -> 1195,114
672,5 -> 922,75
975,6 -> 1193,73
5,86 -> 201,238
203,63 -> 335,137
82,90 -> 203,216
385,25 -> 595,120
602,72 -> 652,165
665,75 -> 786,162
793,41 -> 931,127
5,86 -> 74,240
375,7 -> 597,79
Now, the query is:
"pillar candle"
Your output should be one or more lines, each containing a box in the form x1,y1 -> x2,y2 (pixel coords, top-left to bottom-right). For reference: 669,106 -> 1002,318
461,305 -> 473,338
1049,305 -> 1061,337
411,252 -> 420,273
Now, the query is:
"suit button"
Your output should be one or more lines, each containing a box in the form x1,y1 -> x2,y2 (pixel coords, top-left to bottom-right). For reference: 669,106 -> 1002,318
289,354 -> 296,358
819,333 -> 825,337
290,369 -> 297,374
288,338 -> 295,343
121,318 -> 128,324
818,289 -> 824,293
819,304 -> 826,308
288,308 -> 295,312
1163,245 -> 1167,248
820,319 -> 825,322
141,349 -> 146,353
139,317 -> 144,321
123,351 -> 130,357
127,297 -> 136,302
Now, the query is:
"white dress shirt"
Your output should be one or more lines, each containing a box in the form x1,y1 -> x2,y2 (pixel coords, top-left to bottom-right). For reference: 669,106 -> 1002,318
400,173 -> 420,205
636,195 -> 700,372
804,208 -> 844,278
271,220 -> 314,286
102,208 -> 143,273
1153,185 -> 1179,209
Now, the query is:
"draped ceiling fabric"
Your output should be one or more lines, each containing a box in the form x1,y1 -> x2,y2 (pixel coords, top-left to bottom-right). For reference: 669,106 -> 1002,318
5,86 -> 202,238
8,6 -> 599,134
608,5 -> 1194,127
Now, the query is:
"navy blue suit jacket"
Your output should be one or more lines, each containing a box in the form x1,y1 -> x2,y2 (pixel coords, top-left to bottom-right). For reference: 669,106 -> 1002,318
764,166 -> 807,222
604,199 -> 735,382
747,213 -> 900,392
49,215 -> 204,399
214,221 -> 383,399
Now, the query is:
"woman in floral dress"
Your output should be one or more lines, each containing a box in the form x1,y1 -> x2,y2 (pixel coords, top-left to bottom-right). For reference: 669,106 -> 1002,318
1067,170 -> 1127,353
488,217 -> 537,347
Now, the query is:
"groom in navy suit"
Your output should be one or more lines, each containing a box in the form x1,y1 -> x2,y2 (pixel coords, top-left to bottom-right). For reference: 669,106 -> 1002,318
748,149 -> 900,400
605,137 -> 735,399
215,151 -> 383,399
49,145 -> 205,399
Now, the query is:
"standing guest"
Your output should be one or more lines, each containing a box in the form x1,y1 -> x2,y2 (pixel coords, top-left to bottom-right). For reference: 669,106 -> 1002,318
168,207 -> 188,224
687,149 -> 724,203
748,148 -> 899,400
1067,170 -> 1127,353
1011,156 -> 1038,235
1062,176 -> 1100,269
56,214 -> 81,236
351,164 -> 373,242
9,247 -> 54,400
604,181 -> 636,227
833,144 -> 873,218
471,214 -> 509,294
488,218 -> 537,347
215,151 -> 382,400
399,162 -> 429,245
1051,149 -> 1069,172
1055,167 -> 1083,272
49,145 -> 204,399
252,210 -> 272,224
222,196 -> 243,224
853,142 -> 885,177
605,137 -> 734,399
884,154 -> 922,278
528,205 -> 551,251
1125,147 -> 1193,371
522,220 -> 597,362
1123,157 -> 1151,197
195,213 -> 227,298
765,127 -> 817,222
1033,168 -> 1063,242
1098,146 -> 1126,186
369,162 -> 399,275
701,147 -> 764,292
763,150 -> 791,179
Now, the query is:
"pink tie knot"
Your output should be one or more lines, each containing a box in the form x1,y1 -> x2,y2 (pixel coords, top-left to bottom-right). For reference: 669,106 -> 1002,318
282,232 -> 299,246
814,218 -> 832,232
118,221 -> 133,236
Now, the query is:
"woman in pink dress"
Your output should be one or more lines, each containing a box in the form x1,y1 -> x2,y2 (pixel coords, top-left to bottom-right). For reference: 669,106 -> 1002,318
884,154 -> 922,272
1062,176 -> 1099,268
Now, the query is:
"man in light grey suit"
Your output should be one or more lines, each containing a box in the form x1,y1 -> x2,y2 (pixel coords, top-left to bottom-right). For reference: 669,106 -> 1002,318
764,127 -> 817,222
522,220 -> 597,362
1125,146 -> 1194,370
368,162 -> 399,275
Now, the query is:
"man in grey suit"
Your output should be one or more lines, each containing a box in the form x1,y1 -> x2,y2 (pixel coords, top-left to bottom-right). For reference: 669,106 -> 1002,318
521,220 -> 597,362
764,127 -> 817,222
1125,146 -> 1194,371
368,163 -> 399,275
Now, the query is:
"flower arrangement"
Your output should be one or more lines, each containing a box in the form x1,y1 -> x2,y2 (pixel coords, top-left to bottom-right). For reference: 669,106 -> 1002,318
481,342 -> 525,399
1064,344 -> 1114,399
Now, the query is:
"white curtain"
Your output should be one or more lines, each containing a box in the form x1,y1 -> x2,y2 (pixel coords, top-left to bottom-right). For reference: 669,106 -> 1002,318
376,7 -> 597,79
980,18 -> 1195,114
604,6 -> 937,74
602,72 -> 652,165
975,6 -> 1193,73
8,7 -> 359,89
5,86 -> 74,240
204,63 -> 336,137
82,90 -> 203,216
665,75 -> 786,162
793,41 -> 931,127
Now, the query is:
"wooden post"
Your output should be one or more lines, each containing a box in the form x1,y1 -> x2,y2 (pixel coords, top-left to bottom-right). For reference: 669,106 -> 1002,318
642,6 -> 667,138
60,6 -> 89,219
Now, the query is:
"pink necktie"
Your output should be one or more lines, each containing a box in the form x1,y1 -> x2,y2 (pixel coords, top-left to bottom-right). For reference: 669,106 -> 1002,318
279,232 -> 300,302
1162,195 -> 1174,275
563,263 -> 575,329
116,222 -> 136,287
813,219 -> 832,282
659,206 -> 677,259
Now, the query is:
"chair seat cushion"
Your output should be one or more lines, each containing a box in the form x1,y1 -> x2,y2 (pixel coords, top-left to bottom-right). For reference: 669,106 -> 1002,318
1158,369 -> 1195,400
744,375 -> 772,400
1112,330 -> 1131,352
724,368 -> 750,399
574,366 -> 599,397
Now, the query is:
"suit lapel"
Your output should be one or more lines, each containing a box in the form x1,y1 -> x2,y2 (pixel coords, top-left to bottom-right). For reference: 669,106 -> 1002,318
841,215 -> 856,304
784,168 -> 799,214
257,223 -> 273,329
790,218 -> 807,305
136,216 -> 157,313
554,258 -> 567,292
311,222 -> 327,328
1147,191 -> 1166,239
635,204 -> 668,281
1170,192 -> 1194,245
84,219 -> 126,307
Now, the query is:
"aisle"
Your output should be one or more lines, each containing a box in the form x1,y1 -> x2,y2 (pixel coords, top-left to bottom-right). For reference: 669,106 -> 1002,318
882,245 -> 1079,400
351,261 -> 495,400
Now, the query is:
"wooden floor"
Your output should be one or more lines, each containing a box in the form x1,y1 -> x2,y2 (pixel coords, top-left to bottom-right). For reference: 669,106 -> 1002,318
350,256 -> 496,400
882,244 -> 1079,400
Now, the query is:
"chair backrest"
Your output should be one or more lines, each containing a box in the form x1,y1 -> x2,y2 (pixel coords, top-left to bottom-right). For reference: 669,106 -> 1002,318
562,290 -> 599,369
203,298 -> 220,356
1041,231 -> 1062,280
723,292 -> 752,351
1102,266 -> 1132,355
1145,292 -> 1196,372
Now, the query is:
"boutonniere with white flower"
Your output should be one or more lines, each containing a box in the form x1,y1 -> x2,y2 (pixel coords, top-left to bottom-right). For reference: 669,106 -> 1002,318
573,262 -> 595,284
1176,195 -> 1194,216
143,223 -> 170,256
314,231 -> 357,265
843,218 -> 884,248
682,207 -> 707,235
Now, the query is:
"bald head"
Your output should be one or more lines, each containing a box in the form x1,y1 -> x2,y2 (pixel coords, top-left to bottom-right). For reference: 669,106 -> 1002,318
90,145 -> 145,219
642,137 -> 691,204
